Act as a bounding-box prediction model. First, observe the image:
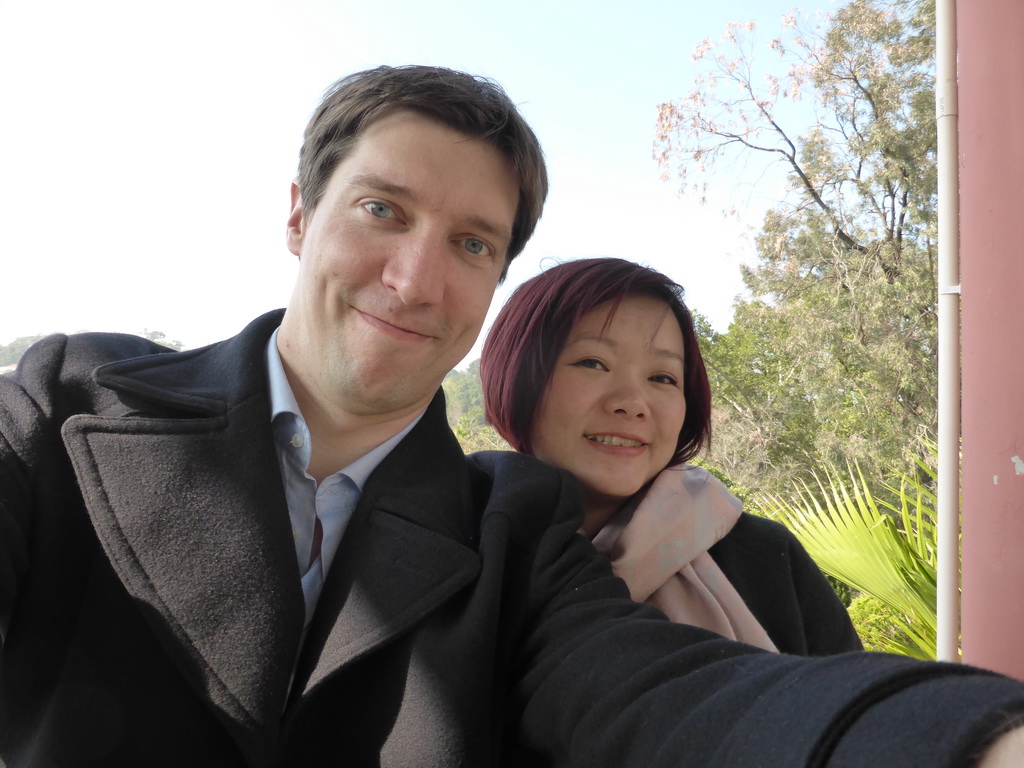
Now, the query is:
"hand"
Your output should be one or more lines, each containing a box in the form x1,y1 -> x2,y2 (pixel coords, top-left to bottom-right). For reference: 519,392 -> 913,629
608,465 -> 742,601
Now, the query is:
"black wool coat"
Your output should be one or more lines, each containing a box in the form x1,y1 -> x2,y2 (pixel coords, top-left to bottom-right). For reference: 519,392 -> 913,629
2,311 -> 1024,768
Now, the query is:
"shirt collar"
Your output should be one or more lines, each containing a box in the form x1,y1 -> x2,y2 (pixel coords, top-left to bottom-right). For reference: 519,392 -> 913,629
267,327 -> 303,422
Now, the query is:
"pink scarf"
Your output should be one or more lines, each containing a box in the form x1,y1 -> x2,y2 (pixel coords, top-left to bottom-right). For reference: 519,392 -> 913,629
589,465 -> 778,653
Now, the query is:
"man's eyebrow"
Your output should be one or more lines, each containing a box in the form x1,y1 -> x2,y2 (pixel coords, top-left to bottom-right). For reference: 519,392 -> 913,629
347,174 -> 417,201
346,173 -> 513,247
466,215 -> 513,248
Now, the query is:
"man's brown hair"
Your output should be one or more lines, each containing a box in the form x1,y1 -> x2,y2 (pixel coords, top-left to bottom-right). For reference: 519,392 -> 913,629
298,65 -> 548,273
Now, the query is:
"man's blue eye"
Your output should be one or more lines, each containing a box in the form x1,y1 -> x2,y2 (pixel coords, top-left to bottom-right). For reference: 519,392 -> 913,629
367,202 -> 392,218
465,238 -> 487,255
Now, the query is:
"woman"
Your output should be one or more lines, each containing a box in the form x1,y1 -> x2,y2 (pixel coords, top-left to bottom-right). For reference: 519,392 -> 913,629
480,257 -> 861,655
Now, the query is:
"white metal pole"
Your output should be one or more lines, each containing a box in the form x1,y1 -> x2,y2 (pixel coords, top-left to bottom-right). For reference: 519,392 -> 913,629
935,0 -> 961,663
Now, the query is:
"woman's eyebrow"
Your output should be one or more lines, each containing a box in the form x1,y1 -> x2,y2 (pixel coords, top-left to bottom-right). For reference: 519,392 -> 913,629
567,335 -> 684,367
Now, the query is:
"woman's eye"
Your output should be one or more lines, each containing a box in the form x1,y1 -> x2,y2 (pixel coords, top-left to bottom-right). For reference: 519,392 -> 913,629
650,374 -> 679,386
463,237 -> 490,256
365,202 -> 394,219
574,358 -> 605,371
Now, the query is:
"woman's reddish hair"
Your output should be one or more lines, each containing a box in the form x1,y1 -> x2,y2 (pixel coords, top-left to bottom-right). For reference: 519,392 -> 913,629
479,257 -> 712,464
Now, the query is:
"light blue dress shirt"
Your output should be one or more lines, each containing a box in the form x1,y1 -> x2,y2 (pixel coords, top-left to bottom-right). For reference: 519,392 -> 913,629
265,329 -> 420,626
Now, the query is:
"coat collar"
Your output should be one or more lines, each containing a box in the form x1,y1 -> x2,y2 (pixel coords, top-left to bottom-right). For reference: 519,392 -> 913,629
91,309 -> 286,416
62,310 -> 301,758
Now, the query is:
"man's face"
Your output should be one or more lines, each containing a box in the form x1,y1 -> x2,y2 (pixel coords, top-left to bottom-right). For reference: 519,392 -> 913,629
279,110 -> 519,425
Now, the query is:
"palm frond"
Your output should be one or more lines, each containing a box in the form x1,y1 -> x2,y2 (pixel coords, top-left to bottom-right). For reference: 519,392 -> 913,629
752,459 -> 939,660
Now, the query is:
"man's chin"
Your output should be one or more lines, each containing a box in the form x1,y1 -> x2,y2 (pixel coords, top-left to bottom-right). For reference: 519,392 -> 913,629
338,373 -> 441,420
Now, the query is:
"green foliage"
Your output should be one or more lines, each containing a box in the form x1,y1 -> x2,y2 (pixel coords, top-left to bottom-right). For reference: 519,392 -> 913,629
847,593 -> 916,653
0,335 -> 47,366
750,449 -> 940,659
443,360 -> 486,431
453,418 -> 511,453
695,306 -> 819,488
659,0 -> 938,493
1,331 -> 183,366
443,360 -> 512,453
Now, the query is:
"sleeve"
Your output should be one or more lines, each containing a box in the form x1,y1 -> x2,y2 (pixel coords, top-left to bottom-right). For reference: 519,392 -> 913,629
489,460 -> 1024,767
0,335 -> 70,640
0,407 -> 30,641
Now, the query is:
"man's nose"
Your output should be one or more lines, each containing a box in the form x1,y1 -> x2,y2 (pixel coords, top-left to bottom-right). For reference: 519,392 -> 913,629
382,233 -> 449,306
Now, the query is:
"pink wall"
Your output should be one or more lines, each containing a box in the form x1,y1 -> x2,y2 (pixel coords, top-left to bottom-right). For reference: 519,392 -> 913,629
959,0 -> 1024,678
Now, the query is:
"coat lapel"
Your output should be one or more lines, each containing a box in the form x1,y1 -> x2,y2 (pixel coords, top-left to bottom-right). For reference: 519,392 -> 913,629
294,393 -> 481,695
61,312 -> 304,749
62,315 -> 485,744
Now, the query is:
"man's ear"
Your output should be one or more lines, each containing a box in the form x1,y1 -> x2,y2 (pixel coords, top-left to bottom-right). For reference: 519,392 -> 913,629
286,181 -> 304,258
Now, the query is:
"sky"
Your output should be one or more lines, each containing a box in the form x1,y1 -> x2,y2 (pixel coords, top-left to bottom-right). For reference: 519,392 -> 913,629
0,0 -> 837,366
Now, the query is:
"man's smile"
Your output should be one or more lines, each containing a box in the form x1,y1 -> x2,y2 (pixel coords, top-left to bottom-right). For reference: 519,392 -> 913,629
353,306 -> 442,344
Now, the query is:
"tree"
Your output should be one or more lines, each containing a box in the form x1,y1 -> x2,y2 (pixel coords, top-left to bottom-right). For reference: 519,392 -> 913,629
1,330 -> 184,368
442,360 -> 512,454
142,330 -> 184,352
0,336 -> 46,366
657,0 -> 938,491
443,360 -> 486,430
694,308 -> 819,488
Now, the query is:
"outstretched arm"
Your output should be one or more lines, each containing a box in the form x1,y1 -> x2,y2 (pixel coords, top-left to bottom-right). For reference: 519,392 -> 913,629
477,451 -> 1024,767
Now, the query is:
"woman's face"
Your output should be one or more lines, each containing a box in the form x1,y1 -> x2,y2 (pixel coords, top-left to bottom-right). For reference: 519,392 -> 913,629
530,294 -> 687,530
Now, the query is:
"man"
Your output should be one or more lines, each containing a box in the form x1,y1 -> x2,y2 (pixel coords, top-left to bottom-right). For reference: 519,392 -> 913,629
1,65 -> 1023,767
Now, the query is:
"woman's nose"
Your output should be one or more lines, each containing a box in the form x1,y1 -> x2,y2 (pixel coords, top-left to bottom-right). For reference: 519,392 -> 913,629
605,382 -> 647,419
